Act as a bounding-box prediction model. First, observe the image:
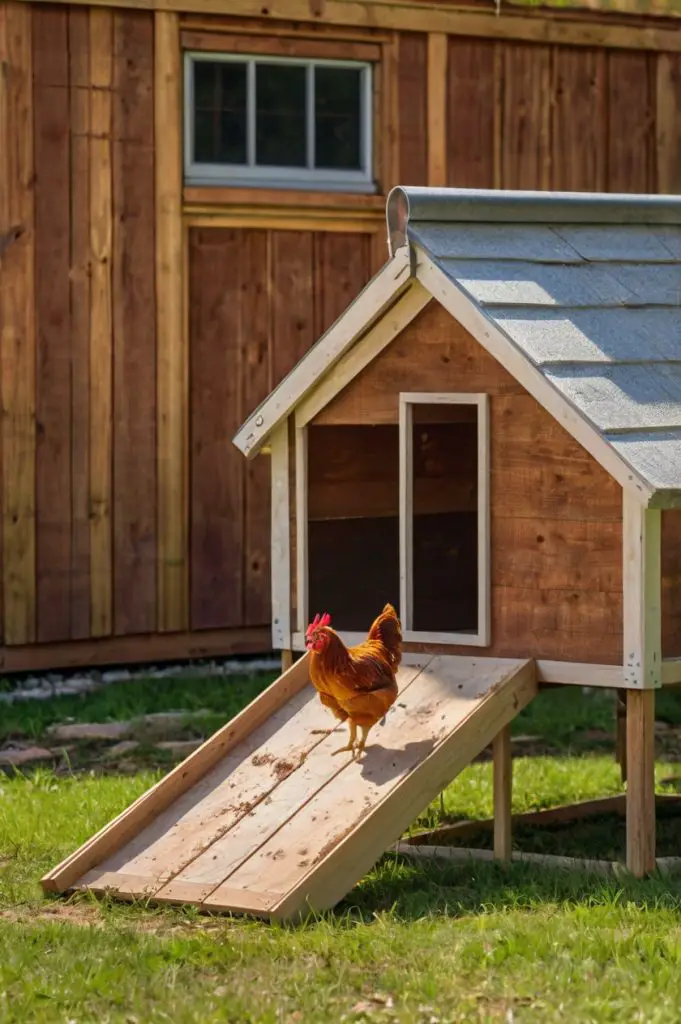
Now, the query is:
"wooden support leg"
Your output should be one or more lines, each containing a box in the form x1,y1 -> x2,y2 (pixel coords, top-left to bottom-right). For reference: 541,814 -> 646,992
281,650 -> 294,673
626,689 -> 656,878
616,691 -> 628,784
493,725 -> 512,862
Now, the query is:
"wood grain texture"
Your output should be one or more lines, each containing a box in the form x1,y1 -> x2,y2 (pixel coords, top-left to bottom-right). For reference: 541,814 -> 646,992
33,6 -> 72,642
552,46 -> 607,191
68,7 -> 92,640
501,43 -> 551,190
314,233 -> 372,338
661,510 -> 681,658
155,11 -> 187,632
608,49 -> 655,192
89,9 -> 114,638
112,11 -> 156,635
626,689 -> 656,878
315,303 -> 623,664
446,38 -> 496,189
241,230 -> 271,626
397,32 -> 427,186
189,228 -> 244,630
0,2 -> 36,645
656,53 -> 681,194
427,33 -> 447,187
270,231 -> 316,383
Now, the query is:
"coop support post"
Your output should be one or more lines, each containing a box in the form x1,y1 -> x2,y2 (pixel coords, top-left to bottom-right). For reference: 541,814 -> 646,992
626,690 -> 656,877
493,725 -> 512,862
622,494 -> 661,876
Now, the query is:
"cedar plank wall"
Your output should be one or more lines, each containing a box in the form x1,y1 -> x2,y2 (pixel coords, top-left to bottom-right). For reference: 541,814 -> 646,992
314,303 -> 624,666
1,4 -> 681,671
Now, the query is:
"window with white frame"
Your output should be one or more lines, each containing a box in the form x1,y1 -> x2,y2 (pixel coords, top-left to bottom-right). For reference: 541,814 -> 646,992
184,52 -> 374,192
293,393 -> 490,649
399,393 -> 490,646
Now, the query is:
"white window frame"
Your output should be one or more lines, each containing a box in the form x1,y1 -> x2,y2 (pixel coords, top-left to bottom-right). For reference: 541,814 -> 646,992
400,392 -> 490,647
291,392 -> 491,650
183,51 -> 375,193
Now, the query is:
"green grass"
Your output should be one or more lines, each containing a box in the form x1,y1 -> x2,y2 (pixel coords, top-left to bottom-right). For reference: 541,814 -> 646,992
3,674 -> 681,1022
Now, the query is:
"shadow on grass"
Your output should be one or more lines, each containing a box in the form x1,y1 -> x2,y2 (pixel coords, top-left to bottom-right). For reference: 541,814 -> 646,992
330,854 -> 681,925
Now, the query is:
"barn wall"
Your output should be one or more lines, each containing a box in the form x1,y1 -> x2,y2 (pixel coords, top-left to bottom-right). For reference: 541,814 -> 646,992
0,0 -> 680,671
314,302 -> 624,666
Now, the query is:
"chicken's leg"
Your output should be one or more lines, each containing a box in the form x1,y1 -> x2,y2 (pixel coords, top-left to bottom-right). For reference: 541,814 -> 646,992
332,720 -> 357,756
354,724 -> 372,759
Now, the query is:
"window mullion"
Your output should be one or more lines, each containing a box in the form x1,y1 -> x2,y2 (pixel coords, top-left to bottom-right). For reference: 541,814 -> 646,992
247,59 -> 256,168
307,63 -> 315,171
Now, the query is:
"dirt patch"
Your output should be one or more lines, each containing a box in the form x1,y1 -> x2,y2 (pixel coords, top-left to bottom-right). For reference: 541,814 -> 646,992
251,753 -> 274,767
273,758 -> 296,781
1,903 -> 104,928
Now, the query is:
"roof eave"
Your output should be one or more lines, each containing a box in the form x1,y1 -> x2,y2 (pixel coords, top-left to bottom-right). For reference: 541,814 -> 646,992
231,244 -> 414,460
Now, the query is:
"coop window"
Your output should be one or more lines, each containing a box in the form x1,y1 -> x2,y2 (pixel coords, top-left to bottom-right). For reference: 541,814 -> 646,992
184,52 -> 374,192
399,393 -> 490,646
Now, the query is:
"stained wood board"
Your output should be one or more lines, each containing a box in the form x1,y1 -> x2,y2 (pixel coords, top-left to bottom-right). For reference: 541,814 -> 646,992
42,654 -> 536,920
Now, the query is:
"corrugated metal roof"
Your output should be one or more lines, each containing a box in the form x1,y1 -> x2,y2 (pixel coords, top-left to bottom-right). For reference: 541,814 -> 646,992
391,186 -> 681,499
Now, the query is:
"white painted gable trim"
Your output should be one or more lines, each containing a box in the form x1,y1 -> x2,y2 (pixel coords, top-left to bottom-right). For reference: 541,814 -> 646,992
232,245 -> 413,460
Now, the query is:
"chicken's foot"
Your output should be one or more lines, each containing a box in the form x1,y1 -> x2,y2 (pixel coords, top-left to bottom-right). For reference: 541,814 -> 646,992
332,721 -> 357,756
353,725 -> 371,760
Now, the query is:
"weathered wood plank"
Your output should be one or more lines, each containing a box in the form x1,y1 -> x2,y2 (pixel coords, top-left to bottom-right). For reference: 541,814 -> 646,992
397,32 -> 427,186
68,7 -> 92,640
626,690 -> 656,877
501,43 -> 551,190
270,231 -> 316,384
33,6 -> 72,642
446,37 -> 496,189
189,228 -> 243,629
0,3 -> 36,645
242,230 -> 271,626
89,9 -> 114,638
656,53 -> 681,194
112,10 -> 157,635
155,10 -> 187,632
427,32 -> 447,187
552,47 -> 606,191
317,232 -> 372,337
608,49 -> 654,192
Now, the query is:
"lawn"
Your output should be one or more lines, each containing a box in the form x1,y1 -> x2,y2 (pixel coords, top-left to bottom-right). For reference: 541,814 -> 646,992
2,672 -> 681,1023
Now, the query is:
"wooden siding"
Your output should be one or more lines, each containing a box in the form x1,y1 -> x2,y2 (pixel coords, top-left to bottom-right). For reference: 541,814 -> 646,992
1,1 -> 680,671
188,227 -> 375,635
662,511 -> 681,659
314,303 -> 624,665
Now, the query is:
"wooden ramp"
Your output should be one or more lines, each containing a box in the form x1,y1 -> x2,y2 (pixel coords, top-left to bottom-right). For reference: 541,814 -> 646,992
42,653 -> 536,922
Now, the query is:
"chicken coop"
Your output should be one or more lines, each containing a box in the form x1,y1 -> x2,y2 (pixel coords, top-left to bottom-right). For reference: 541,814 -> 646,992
232,185 -> 681,880
0,0 -> 680,676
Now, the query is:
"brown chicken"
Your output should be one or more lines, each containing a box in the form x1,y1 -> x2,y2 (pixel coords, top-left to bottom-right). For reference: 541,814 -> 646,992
305,603 -> 402,758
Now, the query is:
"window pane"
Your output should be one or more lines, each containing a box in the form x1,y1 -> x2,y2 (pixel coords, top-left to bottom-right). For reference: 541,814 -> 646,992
314,66 -> 363,171
255,63 -> 307,168
193,60 -> 247,165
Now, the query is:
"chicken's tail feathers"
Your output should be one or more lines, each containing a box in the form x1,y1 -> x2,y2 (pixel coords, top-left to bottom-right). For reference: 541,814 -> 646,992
367,604 -> 403,669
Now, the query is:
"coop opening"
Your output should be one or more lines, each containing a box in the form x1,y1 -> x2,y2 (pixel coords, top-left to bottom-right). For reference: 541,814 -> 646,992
306,423 -> 399,633
402,397 -> 484,639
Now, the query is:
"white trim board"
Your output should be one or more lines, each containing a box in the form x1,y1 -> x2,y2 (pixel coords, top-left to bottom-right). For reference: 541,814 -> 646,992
270,425 -> 291,651
399,392 -> 490,647
622,493 -> 662,689
232,246 -> 413,459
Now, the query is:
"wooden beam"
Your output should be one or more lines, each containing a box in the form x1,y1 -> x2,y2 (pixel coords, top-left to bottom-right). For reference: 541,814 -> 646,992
16,0 -> 681,51
623,493 -> 662,689
493,725 -> 512,862
626,689 -> 656,878
427,33 -> 447,187
155,12 -> 187,632
0,2 -> 36,645
183,212 -> 382,233
656,54 -> 681,194
294,426 -> 309,636
395,842 -> 631,877
0,625 -> 271,675
89,10 -> 114,639
270,426 -> 291,651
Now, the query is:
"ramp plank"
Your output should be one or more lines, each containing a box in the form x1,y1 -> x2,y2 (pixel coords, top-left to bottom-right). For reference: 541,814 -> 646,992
205,657 -> 535,918
43,655 -> 537,921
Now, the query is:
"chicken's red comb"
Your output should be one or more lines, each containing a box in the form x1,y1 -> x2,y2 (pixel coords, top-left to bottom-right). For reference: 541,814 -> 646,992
306,611 -> 331,636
